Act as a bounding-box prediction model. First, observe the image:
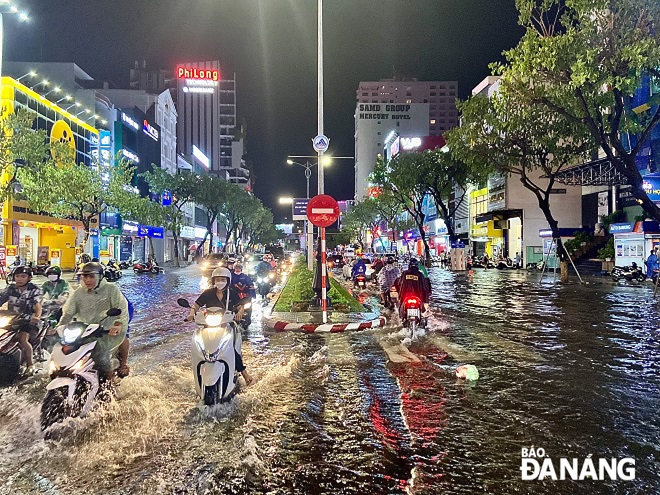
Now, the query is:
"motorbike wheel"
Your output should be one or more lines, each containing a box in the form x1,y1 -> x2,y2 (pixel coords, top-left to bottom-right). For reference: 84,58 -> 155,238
151,267 -> 159,274
203,384 -> 218,406
0,353 -> 20,385
410,320 -> 418,339
41,388 -> 67,431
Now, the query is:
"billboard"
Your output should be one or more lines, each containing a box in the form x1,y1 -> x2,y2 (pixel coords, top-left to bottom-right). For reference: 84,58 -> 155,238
293,198 -> 309,220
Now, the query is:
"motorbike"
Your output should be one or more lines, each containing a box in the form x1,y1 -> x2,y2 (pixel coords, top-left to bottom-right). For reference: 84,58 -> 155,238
0,312 -> 50,385
399,294 -> 426,339
526,260 -> 546,272
118,259 -> 133,270
177,297 -> 251,406
496,258 -> 516,270
31,261 -> 51,276
384,285 -> 398,311
104,260 -> 122,282
40,308 -> 122,431
611,263 -> 646,282
256,270 -> 276,298
354,273 -> 367,290
133,259 -> 164,274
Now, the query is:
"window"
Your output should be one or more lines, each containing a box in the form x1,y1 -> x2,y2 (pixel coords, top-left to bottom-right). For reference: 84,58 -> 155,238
406,99 -> 412,104
430,92 -> 436,96
378,143 -> 381,147
396,122 -> 400,127
362,92 -> 368,96
424,99 -> 428,103
372,92 -> 378,96
377,131 -> 381,135
430,85 -> 436,90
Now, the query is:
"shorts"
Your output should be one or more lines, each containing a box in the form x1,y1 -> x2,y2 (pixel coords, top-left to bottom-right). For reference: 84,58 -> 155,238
12,320 -> 41,346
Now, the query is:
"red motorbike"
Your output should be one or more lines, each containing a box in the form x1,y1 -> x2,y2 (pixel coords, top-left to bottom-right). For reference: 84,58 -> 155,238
133,259 -> 164,274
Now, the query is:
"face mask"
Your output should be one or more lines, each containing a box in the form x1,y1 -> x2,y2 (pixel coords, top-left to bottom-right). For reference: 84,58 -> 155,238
214,280 -> 227,290
48,275 -> 59,282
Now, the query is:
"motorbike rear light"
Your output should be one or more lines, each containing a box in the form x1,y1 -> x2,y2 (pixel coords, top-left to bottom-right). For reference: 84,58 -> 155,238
405,298 -> 421,307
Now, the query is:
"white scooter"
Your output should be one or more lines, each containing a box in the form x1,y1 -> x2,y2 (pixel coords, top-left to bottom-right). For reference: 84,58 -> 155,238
40,308 -> 122,431
177,297 -> 252,406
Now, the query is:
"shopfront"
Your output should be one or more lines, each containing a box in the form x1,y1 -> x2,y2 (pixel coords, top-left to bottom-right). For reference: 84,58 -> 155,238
611,222 -> 660,268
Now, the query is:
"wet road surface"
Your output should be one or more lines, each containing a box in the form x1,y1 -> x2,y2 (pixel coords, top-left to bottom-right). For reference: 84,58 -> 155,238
0,265 -> 658,494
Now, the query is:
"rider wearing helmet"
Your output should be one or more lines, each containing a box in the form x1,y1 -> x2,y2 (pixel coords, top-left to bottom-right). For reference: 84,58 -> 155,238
0,265 -> 42,374
41,266 -> 70,306
256,254 -> 273,278
185,267 -> 253,385
59,262 -> 129,383
394,258 -> 431,317
377,256 -> 401,307
351,256 -> 367,280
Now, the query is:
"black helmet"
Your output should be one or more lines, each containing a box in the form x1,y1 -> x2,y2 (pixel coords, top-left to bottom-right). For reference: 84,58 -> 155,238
408,258 -> 419,269
386,256 -> 395,264
80,262 -> 104,276
13,265 -> 32,277
80,253 -> 91,263
46,266 -> 62,278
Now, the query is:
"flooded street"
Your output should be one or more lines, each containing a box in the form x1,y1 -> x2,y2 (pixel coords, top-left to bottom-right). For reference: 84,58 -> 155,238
0,265 -> 658,494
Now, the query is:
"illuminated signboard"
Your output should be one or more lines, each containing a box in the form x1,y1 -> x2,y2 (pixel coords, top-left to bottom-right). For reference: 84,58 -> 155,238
177,66 -> 220,81
400,137 -> 422,150
122,112 -> 139,131
389,136 -> 400,158
122,149 -> 140,163
192,145 -> 210,169
143,120 -> 159,141
182,86 -> 215,94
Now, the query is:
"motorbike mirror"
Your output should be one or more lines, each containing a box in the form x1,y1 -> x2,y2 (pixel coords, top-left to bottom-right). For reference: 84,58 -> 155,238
177,298 -> 191,308
106,308 -> 122,317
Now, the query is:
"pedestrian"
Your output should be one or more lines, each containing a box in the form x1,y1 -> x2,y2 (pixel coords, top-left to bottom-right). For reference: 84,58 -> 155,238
515,252 -> 521,268
482,252 -> 490,270
646,248 -> 659,280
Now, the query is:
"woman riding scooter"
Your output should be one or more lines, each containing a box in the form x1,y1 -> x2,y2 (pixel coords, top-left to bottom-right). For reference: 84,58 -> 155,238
185,267 -> 253,386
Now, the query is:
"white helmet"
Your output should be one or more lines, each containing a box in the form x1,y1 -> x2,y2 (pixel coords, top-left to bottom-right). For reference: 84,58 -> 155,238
212,267 -> 231,280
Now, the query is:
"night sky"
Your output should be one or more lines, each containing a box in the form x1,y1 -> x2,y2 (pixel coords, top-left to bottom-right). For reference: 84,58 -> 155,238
7,0 -> 524,222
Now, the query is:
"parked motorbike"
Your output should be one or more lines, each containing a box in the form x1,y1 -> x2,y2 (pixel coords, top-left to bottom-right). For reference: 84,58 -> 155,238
104,260 -> 122,282
177,297 -> 251,406
31,261 -> 51,276
118,259 -> 133,270
40,308 -> 122,431
496,258 -> 515,270
133,259 -> 164,274
0,312 -> 50,385
611,263 -> 646,282
526,261 -> 547,272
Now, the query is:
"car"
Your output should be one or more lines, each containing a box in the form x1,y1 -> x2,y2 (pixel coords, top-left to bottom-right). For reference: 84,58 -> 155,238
202,253 -> 228,273
328,254 -> 344,269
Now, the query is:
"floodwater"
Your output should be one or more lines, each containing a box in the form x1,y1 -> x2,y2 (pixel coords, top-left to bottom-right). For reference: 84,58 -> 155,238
0,265 -> 658,494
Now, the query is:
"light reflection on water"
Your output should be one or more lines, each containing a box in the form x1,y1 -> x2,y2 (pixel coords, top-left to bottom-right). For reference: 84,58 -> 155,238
0,265 -> 657,494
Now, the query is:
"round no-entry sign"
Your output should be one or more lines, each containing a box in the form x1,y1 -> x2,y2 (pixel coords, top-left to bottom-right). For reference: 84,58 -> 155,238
307,194 -> 339,227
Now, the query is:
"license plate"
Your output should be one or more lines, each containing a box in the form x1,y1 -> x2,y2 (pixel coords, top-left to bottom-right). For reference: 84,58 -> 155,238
407,308 -> 420,317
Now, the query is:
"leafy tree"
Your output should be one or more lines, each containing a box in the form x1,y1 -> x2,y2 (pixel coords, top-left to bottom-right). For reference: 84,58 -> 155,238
214,183 -> 251,251
0,109 -> 52,202
141,168 -> 197,266
421,148 -> 491,241
499,0 -> 660,220
193,174 -> 230,254
348,200 -> 384,252
370,155 -> 432,265
448,78 -> 592,281
18,159 -> 141,249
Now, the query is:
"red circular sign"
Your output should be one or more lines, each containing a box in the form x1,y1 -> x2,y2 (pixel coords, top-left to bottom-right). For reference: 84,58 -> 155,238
306,195 -> 339,228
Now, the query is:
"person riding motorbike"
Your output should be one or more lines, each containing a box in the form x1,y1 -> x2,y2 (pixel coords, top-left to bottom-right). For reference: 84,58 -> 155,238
230,262 -> 256,326
372,256 -> 385,278
41,266 -> 70,307
394,258 -> 431,320
185,267 -> 253,385
58,262 -> 128,384
256,256 -> 273,279
378,256 -> 401,308
351,256 -> 368,286
0,266 -> 43,375
265,253 -> 277,269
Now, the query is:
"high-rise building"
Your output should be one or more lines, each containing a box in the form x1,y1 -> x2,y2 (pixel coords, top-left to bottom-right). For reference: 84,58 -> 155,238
354,79 -> 459,199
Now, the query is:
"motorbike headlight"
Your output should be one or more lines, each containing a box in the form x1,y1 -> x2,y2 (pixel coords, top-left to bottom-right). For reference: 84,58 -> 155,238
63,325 -> 83,344
205,313 -> 223,327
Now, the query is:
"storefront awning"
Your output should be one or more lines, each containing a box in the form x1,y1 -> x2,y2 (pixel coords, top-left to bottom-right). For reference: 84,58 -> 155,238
475,209 -> 523,224
552,157 -> 628,186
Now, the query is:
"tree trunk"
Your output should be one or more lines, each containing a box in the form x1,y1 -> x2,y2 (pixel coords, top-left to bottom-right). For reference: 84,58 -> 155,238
173,229 -> 181,267
148,236 -> 155,261
538,197 -> 568,281
434,195 -> 458,241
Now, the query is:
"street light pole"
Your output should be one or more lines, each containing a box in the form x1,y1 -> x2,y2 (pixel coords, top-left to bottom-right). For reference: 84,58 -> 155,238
317,0 -> 324,195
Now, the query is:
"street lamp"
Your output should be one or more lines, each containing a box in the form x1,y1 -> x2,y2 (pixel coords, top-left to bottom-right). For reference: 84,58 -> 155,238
56,94 -> 73,104
15,69 -> 36,82
41,86 -> 61,99
278,197 -> 294,204
0,1 -> 30,78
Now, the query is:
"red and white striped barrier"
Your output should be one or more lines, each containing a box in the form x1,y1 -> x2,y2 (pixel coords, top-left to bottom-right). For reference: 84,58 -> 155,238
269,317 -> 386,333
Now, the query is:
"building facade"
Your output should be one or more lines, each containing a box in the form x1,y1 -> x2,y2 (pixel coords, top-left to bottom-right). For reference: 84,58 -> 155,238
354,79 -> 459,199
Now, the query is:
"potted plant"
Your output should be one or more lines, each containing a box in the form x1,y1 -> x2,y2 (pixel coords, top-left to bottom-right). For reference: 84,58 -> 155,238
598,237 -> 615,272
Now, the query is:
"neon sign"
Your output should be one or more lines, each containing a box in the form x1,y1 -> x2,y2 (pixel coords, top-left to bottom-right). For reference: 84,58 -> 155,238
177,66 -> 220,81
122,149 -> 139,163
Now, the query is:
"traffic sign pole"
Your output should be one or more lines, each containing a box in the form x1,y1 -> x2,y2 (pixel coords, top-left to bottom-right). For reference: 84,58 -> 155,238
321,227 -> 327,323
